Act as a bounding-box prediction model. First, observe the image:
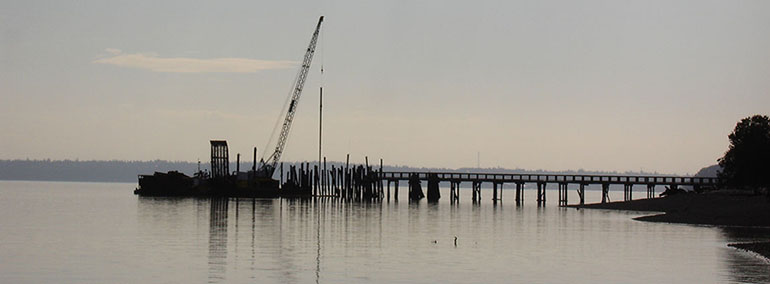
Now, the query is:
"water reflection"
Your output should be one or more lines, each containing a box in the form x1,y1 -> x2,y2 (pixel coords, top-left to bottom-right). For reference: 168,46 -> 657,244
208,198 -> 228,282
134,195 -> 770,284
720,227 -> 770,284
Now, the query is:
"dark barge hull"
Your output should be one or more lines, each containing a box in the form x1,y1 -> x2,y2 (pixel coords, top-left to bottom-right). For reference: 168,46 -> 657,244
134,171 -> 312,198
135,171 -> 309,198
134,171 -> 196,196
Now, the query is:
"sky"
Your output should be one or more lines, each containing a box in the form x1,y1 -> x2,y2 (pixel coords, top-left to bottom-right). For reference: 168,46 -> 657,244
2,0 -> 769,175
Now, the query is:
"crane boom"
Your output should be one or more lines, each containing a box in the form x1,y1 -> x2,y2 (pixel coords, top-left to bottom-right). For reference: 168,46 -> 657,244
259,16 -> 324,177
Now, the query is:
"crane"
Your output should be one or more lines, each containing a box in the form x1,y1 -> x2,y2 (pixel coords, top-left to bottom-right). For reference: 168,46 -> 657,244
256,16 -> 324,178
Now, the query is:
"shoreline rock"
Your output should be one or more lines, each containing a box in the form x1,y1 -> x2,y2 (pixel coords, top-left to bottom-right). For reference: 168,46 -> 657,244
569,192 -> 770,227
728,242 -> 770,261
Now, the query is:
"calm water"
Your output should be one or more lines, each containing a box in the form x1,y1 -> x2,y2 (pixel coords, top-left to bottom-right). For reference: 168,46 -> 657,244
1,180 -> 769,283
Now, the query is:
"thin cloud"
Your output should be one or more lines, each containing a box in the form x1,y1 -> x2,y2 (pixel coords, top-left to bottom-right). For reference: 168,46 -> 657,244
93,49 -> 296,73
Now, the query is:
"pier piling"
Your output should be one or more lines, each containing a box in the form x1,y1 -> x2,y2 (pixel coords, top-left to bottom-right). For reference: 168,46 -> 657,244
601,183 -> 610,203
624,184 -> 633,201
578,183 -> 586,205
427,174 -> 440,202
558,183 -> 568,206
537,182 -> 546,205
493,182 -> 497,202
647,184 -> 655,199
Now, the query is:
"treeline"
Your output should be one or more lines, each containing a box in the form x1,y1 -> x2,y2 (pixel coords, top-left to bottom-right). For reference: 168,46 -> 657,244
0,159 -> 200,183
0,159 -> 687,184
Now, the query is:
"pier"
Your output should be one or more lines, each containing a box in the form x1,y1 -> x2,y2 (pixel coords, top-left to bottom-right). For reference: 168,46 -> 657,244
378,171 -> 719,206
282,157 -> 719,206
138,142 -> 720,206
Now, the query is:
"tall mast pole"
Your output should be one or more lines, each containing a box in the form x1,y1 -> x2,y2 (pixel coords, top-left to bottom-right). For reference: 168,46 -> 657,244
319,87 -> 323,192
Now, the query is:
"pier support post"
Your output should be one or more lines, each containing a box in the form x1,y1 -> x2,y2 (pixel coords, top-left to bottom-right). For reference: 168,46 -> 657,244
601,183 -> 610,203
313,165 -> 318,196
558,183 -> 568,206
536,182 -> 546,205
493,182 -> 498,202
477,182 -> 481,202
387,180 -> 391,201
472,181 -> 481,202
427,174 -> 440,202
472,181 -> 477,202
515,182 -> 524,205
454,182 -> 460,201
578,183 -> 586,205
408,174 -> 424,201
647,184 -> 655,199
624,184 -> 633,201
394,181 -> 399,201
324,157 -> 328,196
450,181 -> 459,203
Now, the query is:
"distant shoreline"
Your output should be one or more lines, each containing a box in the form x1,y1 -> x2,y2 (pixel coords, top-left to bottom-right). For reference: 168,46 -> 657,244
0,159 -> 683,184
0,179 -> 136,184
571,192 -> 770,260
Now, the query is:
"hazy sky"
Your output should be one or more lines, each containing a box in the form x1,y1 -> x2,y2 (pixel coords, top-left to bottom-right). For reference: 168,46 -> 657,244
2,0 -> 769,174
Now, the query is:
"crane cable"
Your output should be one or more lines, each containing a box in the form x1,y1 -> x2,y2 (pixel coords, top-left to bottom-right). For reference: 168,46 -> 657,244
261,43 -> 306,164
261,17 -> 324,168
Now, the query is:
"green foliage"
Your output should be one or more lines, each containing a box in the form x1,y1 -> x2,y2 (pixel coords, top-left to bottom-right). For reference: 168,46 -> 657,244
718,115 -> 770,190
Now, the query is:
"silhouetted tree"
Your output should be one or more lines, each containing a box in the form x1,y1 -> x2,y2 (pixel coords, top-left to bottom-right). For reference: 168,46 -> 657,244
717,115 -> 770,193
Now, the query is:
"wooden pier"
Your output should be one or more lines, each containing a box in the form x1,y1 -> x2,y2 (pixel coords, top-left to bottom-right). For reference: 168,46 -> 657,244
282,157 -> 718,206
377,171 -> 719,206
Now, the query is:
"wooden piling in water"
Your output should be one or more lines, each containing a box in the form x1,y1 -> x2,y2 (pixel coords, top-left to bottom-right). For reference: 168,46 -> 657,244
323,157 -> 328,196
472,181 -> 481,202
387,180 -> 390,201
427,173 -> 440,202
394,180 -> 399,201
515,182 -> 524,205
408,173 -> 424,201
493,182 -> 497,201
624,184 -> 633,201
313,165 -> 318,196
647,184 -> 655,199
345,154 -> 350,199
537,182 -> 546,205
601,183 -> 610,203
558,182 -> 567,206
